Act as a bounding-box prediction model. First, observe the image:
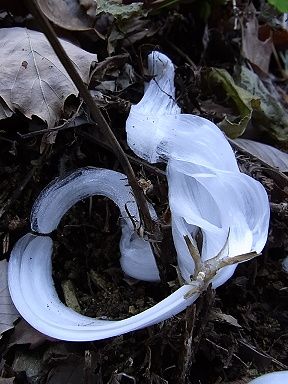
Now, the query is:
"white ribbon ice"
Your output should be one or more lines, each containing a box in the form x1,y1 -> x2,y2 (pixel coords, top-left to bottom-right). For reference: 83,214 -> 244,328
126,51 -> 270,284
8,168 -> 197,341
8,52 -> 270,341
9,231 -> 198,341
30,167 -> 159,282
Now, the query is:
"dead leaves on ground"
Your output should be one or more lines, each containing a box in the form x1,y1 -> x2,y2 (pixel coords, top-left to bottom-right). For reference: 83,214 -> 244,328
36,0 -> 146,33
239,66 -> 288,141
235,138 -> 288,171
8,320 -> 54,350
241,4 -> 273,74
0,27 -> 96,127
36,0 -> 97,32
0,260 -> 19,336
94,0 -> 144,20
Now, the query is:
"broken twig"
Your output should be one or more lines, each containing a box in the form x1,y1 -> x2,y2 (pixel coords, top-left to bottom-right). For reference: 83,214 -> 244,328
24,0 -> 170,280
183,235 -> 259,298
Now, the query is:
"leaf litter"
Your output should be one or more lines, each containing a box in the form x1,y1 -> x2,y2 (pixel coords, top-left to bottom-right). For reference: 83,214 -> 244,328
0,260 -> 19,336
241,4 -> 273,74
36,0 -> 96,31
0,27 -> 96,127
0,1 -> 288,383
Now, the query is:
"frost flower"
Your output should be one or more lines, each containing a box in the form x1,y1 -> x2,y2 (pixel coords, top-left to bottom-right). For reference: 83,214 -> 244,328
8,52 -> 270,342
126,51 -> 270,286
8,168 -> 197,341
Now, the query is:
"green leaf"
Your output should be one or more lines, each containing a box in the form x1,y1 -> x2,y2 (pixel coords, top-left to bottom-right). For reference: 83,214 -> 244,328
238,66 -> 288,141
206,68 -> 261,138
267,0 -> 288,13
96,0 -> 144,20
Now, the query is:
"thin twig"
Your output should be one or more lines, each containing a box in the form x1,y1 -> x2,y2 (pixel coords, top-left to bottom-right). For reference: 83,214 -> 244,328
18,103 -> 86,139
205,338 -> 250,368
18,122 -> 167,177
228,138 -> 288,184
183,234 -> 260,298
218,252 -> 259,269
24,0 -> 172,281
77,131 -> 167,177
179,305 -> 196,384
165,39 -> 197,70
184,235 -> 201,275
18,120 -> 85,139
24,0 -> 154,231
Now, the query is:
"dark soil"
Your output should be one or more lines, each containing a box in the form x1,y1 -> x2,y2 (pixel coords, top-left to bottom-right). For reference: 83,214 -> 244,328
1,1 -> 288,384
53,196 -> 163,319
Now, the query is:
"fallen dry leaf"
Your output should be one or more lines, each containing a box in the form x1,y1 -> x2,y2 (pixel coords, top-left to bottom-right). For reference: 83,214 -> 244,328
107,17 -> 152,54
235,138 -> 288,171
241,4 -> 273,73
79,0 -> 97,18
8,320 -> 55,350
12,350 -> 43,382
46,354 -> 85,384
210,309 -> 242,328
0,260 -> 19,336
36,0 -> 95,31
259,24 -> 288,51
0,27 -> 97,127
0,378 -> 15,384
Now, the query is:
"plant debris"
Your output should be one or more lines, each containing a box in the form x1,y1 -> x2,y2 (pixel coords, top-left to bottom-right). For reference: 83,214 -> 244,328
1,0 -> 288,383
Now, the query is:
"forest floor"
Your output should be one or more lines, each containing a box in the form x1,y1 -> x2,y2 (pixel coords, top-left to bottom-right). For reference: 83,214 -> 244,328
0,1 -> 288,383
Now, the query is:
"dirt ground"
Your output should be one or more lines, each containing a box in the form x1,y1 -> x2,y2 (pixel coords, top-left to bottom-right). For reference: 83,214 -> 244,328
0,1 -> 288,383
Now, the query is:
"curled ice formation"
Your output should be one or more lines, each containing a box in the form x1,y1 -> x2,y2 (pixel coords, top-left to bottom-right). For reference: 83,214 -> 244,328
9,233 -> 197,341
8,167 -> 198,341
126,51 -> 270,285
30,167 -> 159,281
8,52 -> 270,342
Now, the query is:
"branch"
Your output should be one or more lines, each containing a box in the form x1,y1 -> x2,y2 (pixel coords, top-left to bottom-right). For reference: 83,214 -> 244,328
228,138 -> 288,185
24,0 -> 157,230
23,1 -> 178,283
183,235 -> 260,298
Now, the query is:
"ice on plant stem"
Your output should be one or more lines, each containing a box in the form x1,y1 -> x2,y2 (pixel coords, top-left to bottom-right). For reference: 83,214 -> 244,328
8,51 -> 270,342
30,167 -> 160,282
8,169 -> 198,341
126,51 -> 270,285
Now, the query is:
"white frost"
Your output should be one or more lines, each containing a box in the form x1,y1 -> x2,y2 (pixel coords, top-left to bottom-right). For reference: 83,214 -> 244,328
126,51 -> 270,285
9,233 -> 197,341
30,167 -> 159,281
8,51 -> 270,342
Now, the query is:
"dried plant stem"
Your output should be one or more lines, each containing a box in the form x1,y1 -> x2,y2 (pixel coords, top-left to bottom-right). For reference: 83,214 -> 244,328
228,138 -> 288,184
24,0 -> 169,280
184,235 -> 259,298
24,1 -> 152,227
184,235 -> 201,275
